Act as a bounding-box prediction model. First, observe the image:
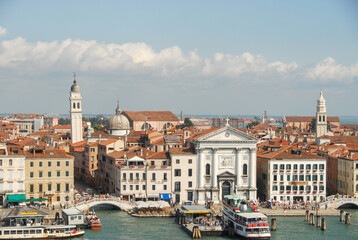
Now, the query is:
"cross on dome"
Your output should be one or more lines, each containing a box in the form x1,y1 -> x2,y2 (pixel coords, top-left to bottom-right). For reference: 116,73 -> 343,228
225,117 -> 230,126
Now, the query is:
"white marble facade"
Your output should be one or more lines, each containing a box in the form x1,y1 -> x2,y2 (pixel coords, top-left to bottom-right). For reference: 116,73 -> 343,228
193,126 -> 258,204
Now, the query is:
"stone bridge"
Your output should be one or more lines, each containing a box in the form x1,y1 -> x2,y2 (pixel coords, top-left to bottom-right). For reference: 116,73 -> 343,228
319,196 -> 358,209
71,197 -> 134,211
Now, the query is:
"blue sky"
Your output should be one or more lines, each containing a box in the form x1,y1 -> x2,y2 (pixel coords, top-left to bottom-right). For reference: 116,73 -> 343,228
0,0 -> 357,116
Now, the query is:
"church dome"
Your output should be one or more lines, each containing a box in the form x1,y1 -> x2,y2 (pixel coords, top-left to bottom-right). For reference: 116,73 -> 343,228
71,80 -> 80,92
109,101 -> 130,130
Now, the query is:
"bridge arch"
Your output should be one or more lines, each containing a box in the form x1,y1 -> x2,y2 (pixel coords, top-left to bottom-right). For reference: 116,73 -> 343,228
72,198 -> 134,212
337,202 -> 358,209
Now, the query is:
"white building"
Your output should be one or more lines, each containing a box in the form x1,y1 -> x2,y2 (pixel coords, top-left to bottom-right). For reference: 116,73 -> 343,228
316,90 -> 328,140
169,147 -> 197,204
0,144 -> 26,206
108,100 -> 131,137
188,125 -> 259,204
257,146 -> 327,202
69,75 -> 83,144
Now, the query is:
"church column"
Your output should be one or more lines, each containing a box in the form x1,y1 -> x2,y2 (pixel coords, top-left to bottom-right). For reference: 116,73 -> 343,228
235,148 -> 241,187
197,148 -> 203,188
249,147 -> 256,189
212,148 -> 217,188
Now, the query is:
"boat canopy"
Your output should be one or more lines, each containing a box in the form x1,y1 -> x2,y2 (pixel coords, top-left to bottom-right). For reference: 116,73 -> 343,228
159,193 -> 172,200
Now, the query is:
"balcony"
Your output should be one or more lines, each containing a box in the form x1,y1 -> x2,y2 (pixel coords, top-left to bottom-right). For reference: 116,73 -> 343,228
286,169 -> 291,173
293,191 -> 297,194
320,169 -> 324,172
319,182 -> 324,185
280,190 -> 284,194
273,181 -> 278,184
273,170 -> 278,173
286,191 -> 291,194
313,181 -> 317,184
149,165 -> 157,169
279,170 -> 284,173
280,181 -> 284,185
313,191 -> 317,194
313,169 -> 318,173
307,190 -> 311,194
306,170 -> 311,173
300,170 -> 304,173
300,190 -> 304,194
293,170 -> 298,173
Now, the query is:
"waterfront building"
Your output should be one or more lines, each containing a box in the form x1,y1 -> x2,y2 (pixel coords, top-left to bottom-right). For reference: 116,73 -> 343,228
122,111 -> 179,132
337,154 -> 358,197
282,116 -> 340,131
6,114 -> 44,137
97,138 -> 125,193
169,147 -> 197,203
0,144 -> 26,206
69,75 -> 83,144
257,145 -> 326,202
187,124 -> 258,204
24,149 -> 74,205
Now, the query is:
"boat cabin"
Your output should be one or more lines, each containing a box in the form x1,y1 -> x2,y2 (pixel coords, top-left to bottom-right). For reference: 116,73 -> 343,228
62,208 -> 84,225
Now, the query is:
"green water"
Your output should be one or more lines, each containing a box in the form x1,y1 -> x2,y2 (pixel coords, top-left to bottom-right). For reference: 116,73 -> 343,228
81,209 -> 358,240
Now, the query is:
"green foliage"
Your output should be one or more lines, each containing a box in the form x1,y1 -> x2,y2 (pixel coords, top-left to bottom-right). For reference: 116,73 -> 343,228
309,118 -> 316,132
93,125 -> 105,132
246,121 -> 260,129
58,118 -> 70,125
177,118 -> 194,129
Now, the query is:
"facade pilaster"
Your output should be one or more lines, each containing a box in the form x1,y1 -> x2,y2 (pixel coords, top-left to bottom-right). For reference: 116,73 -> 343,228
249,147 -> 256,189
212,148 -> 218,188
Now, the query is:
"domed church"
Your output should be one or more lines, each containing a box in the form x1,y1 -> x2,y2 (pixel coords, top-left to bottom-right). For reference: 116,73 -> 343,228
108,100 -> 131,136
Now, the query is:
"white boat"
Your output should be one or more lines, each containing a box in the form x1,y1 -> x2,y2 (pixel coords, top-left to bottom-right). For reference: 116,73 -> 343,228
0,225 -> 84,239
222,195 -> 271,239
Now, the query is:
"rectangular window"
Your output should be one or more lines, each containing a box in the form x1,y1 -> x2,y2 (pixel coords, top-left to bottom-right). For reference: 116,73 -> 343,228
306,164 -> 311,170
142,173 -> 146,180
280,175 -> 284,181
130,185 -> 133,190
48,171 -> 51,177
66,184 -> 69,192
176,159 -> 180,164
175,169 -> 181,177
136,173 -> 139,180
123,185 -> 126,191
287,175 -> 290,181
57,196 -> 60,201
313,175 -> 318,181
39,184 -> 43,193
142,185 -> 146,190
48,162 -> 51,167
9,159 -> 12,166
188,192 -> 193,201
188,159 -> 192,164
273,175 -> 277,181
57,161 -> 60,167
123,173 -> 126,180
0,159 -> 2,166
286,164 -> 291,170
30,184 -> 34,193
30,162 -> 34,167
66,161 -> 69,166
319,164 -> 324,170
272,185 -> 278,191
164,185 -> 167,190
30,172 -> 34,178
48,184 -> 52,191
152,173 -> 156,180
280,164 -> 284,170
152,185 -> 155,190
65,171 -> 69,176
57,183 -> 60,192
273,164 -> 278,170
320,175 -> 324,181
188,181 -> 192,188
136,185 -> 139,190
300,164 -> 304,170
39,162 -> 42,167
299,175 -> 304,181
130,173 -> 133,180
306,175 -> 311,181
57,171 -> 60,177
293,175 -> 298,181
188,169 -> 192,177
163,173 -> 167,180
39,172 -> 43,178
293,164 -> 298,170
313,164 -> 318,170
175,182 -> 181,191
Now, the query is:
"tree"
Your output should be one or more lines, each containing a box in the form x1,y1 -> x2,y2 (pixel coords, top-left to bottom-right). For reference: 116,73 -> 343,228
93,125 -> 105,132
58,118 -> 70,125
309,118 -> 316,132
246,121 -> 260,129
184,118 -> 194,127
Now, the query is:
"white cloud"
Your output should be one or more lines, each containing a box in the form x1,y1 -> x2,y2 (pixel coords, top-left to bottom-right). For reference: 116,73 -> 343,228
0,37 -> 357,85
0,26 -> 7,36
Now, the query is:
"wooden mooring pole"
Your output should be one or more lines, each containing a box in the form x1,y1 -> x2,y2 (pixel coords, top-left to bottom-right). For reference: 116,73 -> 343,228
271,218 -> 277,231
309,213 -> 315,225
345,213 -> 351,225
305,210 -> 309,221
316,215 -> 321,228
321,217 -> 326,231
340,210 -> 345,222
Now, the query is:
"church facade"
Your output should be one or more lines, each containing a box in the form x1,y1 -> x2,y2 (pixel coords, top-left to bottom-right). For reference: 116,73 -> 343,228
188,125 -> 258,204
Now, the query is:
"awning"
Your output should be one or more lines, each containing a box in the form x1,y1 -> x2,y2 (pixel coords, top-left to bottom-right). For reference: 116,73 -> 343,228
160,193 -> 172,200
7,194 -> 27,203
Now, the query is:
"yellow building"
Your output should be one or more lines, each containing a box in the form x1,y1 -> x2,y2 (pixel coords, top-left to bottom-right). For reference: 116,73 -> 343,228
25,149 -> 74,206
337,154 -> 358,197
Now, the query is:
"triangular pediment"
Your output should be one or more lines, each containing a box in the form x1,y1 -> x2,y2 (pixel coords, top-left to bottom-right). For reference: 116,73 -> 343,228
197,126 -> 258,142
128,156 -> 144,161
217,171 -> 236,177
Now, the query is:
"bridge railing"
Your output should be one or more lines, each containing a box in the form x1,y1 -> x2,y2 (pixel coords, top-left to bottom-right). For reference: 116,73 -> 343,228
319,197 -> 358,207
71,197 -> 134,208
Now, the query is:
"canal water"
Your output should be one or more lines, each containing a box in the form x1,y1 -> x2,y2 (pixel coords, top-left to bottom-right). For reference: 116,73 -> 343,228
81,209 -> 358,239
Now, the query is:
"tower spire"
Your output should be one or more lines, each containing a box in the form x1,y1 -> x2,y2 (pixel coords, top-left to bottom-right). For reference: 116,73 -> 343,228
115,98 -> 121,114
73,72 -> 77,84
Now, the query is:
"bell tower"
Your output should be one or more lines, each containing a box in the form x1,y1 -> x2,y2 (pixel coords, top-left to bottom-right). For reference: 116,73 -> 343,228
69,73 -> 83,144
315,90 -> 327,139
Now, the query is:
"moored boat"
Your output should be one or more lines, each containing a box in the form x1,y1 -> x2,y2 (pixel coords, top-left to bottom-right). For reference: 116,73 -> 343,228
0,225 -> 84,239
86,210 -> 101,230
222,195 -> 271,239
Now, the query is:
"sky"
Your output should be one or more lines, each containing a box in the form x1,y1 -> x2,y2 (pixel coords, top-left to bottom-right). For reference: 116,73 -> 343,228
0,0 -> 357,117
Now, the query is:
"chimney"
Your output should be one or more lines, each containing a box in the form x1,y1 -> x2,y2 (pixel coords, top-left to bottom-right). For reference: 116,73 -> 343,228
124,154 -> 127,159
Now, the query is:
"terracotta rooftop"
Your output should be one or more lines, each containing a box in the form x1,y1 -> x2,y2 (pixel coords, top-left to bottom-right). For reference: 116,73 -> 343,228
107,146 -> 155,159
284,116 -> 340,122
123,111 -> 179,122
99,138 -> 122,146
52,125 -> 71,130
258,146 -> 325,160
147,151 -> 170,159
25,149 -> 72,159
170,147 -> 196,155
91,131 -> 110,138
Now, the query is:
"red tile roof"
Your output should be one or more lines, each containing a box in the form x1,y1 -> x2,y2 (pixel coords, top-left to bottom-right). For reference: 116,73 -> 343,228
107,146 -> 155,159
52,125 -> 71,129
258,146 -> 325,159
25,149 -> 73,159
146,151 -> 170,159
285,116 -> 340,122
99,138 -> 123,146
170,147 -> 196,155
123,111 -> 179,122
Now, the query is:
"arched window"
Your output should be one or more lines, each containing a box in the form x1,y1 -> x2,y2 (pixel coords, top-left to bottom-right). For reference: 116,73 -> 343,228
73,103 -> 76,109
323,116 -> 325,122
205,164 -> 210,175
141,123 -> 152,130
319,116 -> 321,122
77,102 -> 80,109
243,164 -> 248,175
